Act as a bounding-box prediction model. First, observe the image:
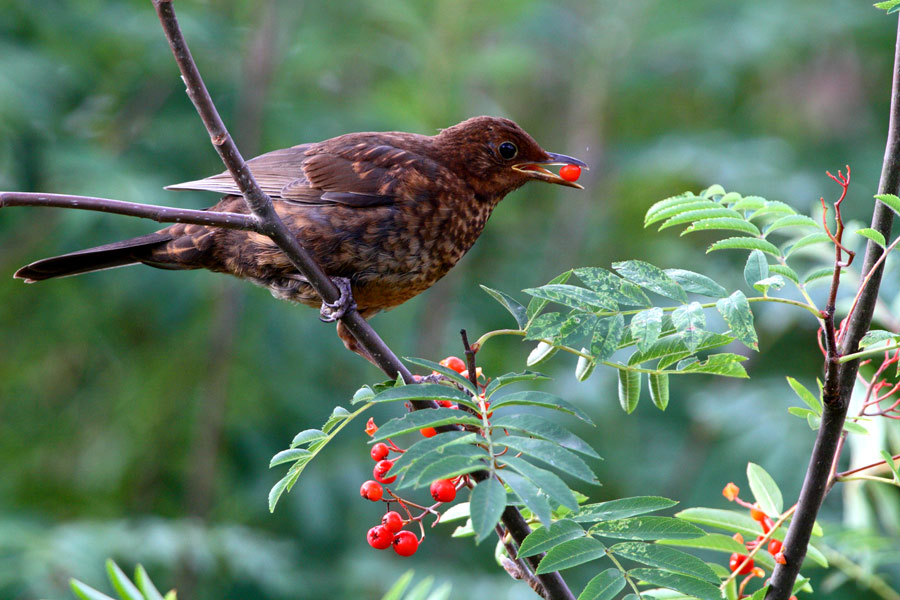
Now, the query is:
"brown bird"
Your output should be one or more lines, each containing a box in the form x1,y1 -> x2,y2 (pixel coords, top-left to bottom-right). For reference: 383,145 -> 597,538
14,116 -> 585,360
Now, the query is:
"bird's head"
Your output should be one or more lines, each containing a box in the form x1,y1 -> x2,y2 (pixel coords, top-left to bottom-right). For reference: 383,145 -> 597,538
435,116 -> 587,199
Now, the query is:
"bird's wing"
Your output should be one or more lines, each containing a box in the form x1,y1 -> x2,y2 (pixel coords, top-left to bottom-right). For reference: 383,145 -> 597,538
165,138 -> 441,208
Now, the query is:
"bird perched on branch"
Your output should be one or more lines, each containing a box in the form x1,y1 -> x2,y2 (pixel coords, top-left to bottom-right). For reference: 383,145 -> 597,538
14,116 -> 586,360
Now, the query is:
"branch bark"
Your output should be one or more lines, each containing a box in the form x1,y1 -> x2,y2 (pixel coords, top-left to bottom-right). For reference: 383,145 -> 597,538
765,15 -> 900,600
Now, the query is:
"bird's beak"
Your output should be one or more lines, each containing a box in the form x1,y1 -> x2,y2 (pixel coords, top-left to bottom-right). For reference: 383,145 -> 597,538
512,152 -> 588,189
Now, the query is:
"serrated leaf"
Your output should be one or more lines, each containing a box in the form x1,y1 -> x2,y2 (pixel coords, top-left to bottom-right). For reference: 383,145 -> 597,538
716,290 -> 758,350
613,260 -> 688,302
536,537 -> 607,573
649,373 -> 669,411
559,313 -> 600,346
269,448 -> 312,468
664,269 -> 728,298
591,314 -> 625,360
575,267 -> 651,306
483,371 -> 550,397
407,454 -> 488,488
733,195 -> 767,211
618,369 -> 641,414
70,580 -> 117,600
500,436 -> 598,483
268,471 -> 298,513
322,406 -> 351,433
492,414 -> 600,458
480,285 -> 528,328
391,431 -> 476,475
803,266 -> 836,285
680,353 -> 749,378
525,312 -> 568,341
748,200 -> 797,220
527,271 -> 573,324
490,390 -> 593,423
682,217 -> 761,236
708,236 -> 781,257
768,264 -> 799,284
855,228 -> 886,247
784,232 -> 831,257
631,307 -> 665,353
747,463 -> 783,516
527,341 -> 558,366
675,508 -> 767,538
365,383 -> 475,408
660,208 -> 745,230
290,429 -> 327,447
575,497 -> 678,523
744,250 -> 769,289
500,455 -> 579,511
753,275 -> 786,295
657,532 -> 747,554
645,195 -> 712,225
577,569 -> 626,600
518,519 -> 586,557
875,193 -> 900,216
404,357 -> 477,392
763,214 -> 820,235
629,569 -> 721,600
370,408 -> 482,442
106,560 -> 142,600
672,302 -> 707,352
470,478 -> 507,542
786,377 -> 822,414
524,284 -> 618,311
702,184 -> 726,198
611,542 -> 718,583
859,329 -> 899,347
504,472 -> 553,526
590,517 -> 704,540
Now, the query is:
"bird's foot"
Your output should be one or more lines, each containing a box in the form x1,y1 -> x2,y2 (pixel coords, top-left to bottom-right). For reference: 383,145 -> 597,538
319,276 -> 357,322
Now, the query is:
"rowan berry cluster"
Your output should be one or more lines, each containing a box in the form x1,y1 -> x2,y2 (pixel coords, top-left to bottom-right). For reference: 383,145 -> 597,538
721,482 -> 796,600
359,355 -> 481,556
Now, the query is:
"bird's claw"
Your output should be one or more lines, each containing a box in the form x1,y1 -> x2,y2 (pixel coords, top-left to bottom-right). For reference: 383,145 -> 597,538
320,277 -> 357,322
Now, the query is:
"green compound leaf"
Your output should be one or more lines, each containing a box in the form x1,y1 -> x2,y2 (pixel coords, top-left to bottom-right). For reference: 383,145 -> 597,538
363,383 -> 475,408
574,496 -> 678,523
590,517 -> 704,541
536,537 -> 606,574
574,267 -> 651,306
480,285 -> 528,328
855,228 -> 886,248
716,290 -> 758,351
763,214 -> 820,235
611,541 -> 718,583
786,377 -> 822,414
645,194 -> 712,226
524,284 -> 618,311
657,532 -> 747,554
492,414 -> 600,458
613,260 -> 688,302
490,390 -> 593,423
743,250 -> 769,289
671,301 -> 707,352
679,353 -> 749,378
591,314 -> 625,360
527,270 -> 573,325
659,207 -> 744,230
628,568 -> 721,600
500,455 -> 579,511
747,462 -> 784,516
527,341 -> 559,367
682,217 -> 760,236
500,436 -> 599,484
370,408 -> 482,442
504,471 -> 553,526
525,312 -> 568,341
784,232 -> 831,257
708,236 -> 781,257
518,519 -> 586,557
768,264 -> 799,284
875,193 -> 900,216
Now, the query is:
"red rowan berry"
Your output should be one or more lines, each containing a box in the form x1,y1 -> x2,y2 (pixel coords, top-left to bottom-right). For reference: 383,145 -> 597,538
367,525 -> 393,550
439,356 -> 466,374
360,480 -> 383,501
374,459 -> 397,484
382,511 -> 404,533
729,553 -> 754,575
430,478 -> 456,503
559,164 -> 581,182
392,530 -> 419,556
370,442 -> 390,461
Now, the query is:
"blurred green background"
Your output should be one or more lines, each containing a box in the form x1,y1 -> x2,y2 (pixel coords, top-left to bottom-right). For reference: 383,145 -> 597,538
1,1 -> 898,598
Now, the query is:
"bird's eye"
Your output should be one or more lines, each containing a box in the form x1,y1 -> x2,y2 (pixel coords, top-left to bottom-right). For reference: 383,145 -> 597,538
498,141 -> 518,160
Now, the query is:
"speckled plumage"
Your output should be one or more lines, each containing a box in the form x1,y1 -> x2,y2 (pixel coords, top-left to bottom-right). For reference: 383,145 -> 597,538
15,116 -> 584,357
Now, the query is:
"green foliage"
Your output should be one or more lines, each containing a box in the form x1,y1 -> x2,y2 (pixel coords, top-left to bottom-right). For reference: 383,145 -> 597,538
379,571 -> 452,600
71,560 -> 174,600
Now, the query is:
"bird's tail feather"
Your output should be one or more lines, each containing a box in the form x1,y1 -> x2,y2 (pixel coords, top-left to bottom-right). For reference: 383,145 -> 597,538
14,232 -> 176,283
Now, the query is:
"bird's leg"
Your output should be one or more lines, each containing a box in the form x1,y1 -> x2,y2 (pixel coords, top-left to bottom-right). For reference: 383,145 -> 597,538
319,276 -> 357,322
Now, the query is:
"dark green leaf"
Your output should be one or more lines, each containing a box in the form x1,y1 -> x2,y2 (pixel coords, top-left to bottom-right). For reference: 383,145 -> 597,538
590,517 -> 704,540
407,454 -> 488,488
399,444 -> 487,488
649,373 -> 669,411
631,307 -> 664,353
483,371 -> 550,398
370,409 -> 482,442
525,312 -> 568,341
747,462 -> 783,516
492,414 -> 600,458
559,313 -> 600,346
672,302 -> 707,352
664,269 -> 728,298
574,267 -> 651,306
481,285 -> 528,328
657,532 -> 747,554
576,354 -> 596,382
490,390 -> 594,423
499,436 -> 598,483
518,519 -> 586,557
403,357 -> 476,392
708,237 -> 781,257
675,508 -> 764,538
628,568 -> 721,600
500,455 -> 579,511
504,472 -> 553,526
536,537 -> 606,573
390,431 -> 477,475
611,542 -> 718,583
716,291 -> 758,350
470,477 -> 507,542
574,496 -> 678,523
577,569 -> 626,600
591,314 -> 625,360
743,250 -> 769,289
628,332 -> 733,366
364,383 -> 475,408
613,260 -> 688,302
524,284 -> 617,311
617,368 -> 641,414
527,271 -> 573,324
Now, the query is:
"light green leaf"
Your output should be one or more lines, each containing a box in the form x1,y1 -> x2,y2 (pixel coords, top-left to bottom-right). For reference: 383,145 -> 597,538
763,214 -> 820,235
518,519 -> 587,557
613,260 -> 688,302
784,232 -> 831,257
591,314 -> 625,360
525,312 -> 568,341
527,341 -> 558,367
629,569 -> 721,600
875,193 -> 900,216
786,377 -> 822,414
407,454 -> 488,488
649,373 -> 670,411
855,228 -> 886,247
747,463 -> 783,516
574,267 -> 651,306
490,390 -> 593,423
391,431 -> 477,476
675,508 -> 766,538
536,537 -> 607,573
672,302 -> 707,352
679,353 -> 749,378
500,455 -> 579,511
380,570 -> 415,600
618,368 -> 641,414
743,250 -> 768,289
645,195 -> 713,225
575,496 -> 678,523
106,560 -> 142,600
708,237 -> 781,257
268,469 -> 299,513
657,532 -> 747,554
803,267 -> 836,285
716,291 -> 758,350
788,407 -> 818,419
590,517 -> 704,540
753,275 -> 786,295
398,444 -> 487,488
527,270 -> 573,325
70,580 -> 117,600
702,184 -> 726,198
269,448 -> 312,468
577,569 -> 626,600
290,429 -> 327,448
659,207 -> 745,230
611,542 -> 718,583
524,284 -> 618,311
664,269 -> 728,298
768,264 -> 800,284
748,200 -> 797,220
483,371 -> 550,397
370,409 -> 482,442
481,285 -> 528,328
134,565 -> 165,600
631,307 -> 665,353
880,450 -> 900,482
470,478 -> 507,542
843,420 -> 869,435
859,329 -> 899,347
732,195 -> 767,211
628,333 -> 734,367
500,436 -> 598,483
492,414 -> 600,458
682,217 -> 760,236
